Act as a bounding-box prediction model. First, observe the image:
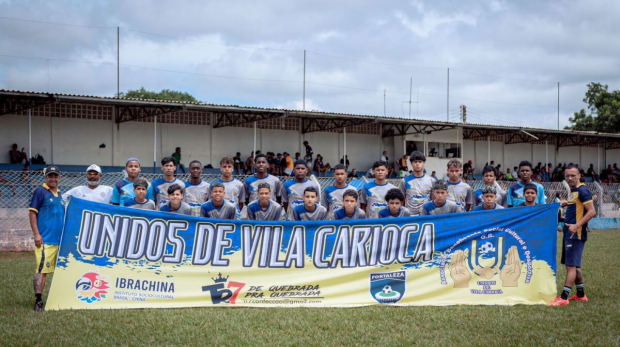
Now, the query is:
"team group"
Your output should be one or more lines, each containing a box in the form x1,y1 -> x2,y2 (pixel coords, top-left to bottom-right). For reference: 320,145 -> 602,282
28,151 -> 596,310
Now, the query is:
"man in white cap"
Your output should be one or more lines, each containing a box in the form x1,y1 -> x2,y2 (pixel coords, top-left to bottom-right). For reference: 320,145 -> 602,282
63,164 -> 113,204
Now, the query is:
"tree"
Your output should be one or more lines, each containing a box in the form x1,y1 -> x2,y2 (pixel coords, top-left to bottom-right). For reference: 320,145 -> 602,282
119,87 -> 199,102
566,83 -> 620,133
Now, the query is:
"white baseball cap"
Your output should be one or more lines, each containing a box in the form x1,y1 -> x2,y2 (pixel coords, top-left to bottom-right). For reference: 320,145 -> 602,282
86,164 -> 102,174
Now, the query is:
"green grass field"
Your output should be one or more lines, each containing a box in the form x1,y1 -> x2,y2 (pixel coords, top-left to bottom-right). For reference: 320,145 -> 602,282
1,231 -> 620,347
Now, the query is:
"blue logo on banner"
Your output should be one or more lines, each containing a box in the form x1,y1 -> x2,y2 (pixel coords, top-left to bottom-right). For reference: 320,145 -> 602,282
370,271 -> 406,304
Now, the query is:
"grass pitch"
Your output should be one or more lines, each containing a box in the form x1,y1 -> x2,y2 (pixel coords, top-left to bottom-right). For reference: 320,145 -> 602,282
1,231 -> 619,347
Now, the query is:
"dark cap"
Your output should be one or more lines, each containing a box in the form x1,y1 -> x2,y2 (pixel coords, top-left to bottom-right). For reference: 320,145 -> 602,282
44,165 -> 61,176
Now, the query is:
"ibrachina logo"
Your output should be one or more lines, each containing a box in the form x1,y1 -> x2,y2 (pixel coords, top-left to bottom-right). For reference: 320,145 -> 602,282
76,271 -> 110,303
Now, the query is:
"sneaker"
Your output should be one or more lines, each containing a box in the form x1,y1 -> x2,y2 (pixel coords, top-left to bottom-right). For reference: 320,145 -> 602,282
549,297 -> 570,306
34,301 -> 45,312
569,295 -> 588,302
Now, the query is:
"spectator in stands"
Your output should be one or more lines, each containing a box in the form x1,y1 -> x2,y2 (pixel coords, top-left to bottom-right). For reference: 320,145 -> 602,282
233,152 -> 243,175
505,168 -> 514,181
553,164 -> 563,182
9,144 -> 27,164
62,164 -> 112,204
348,168 -> 359,178
463,160 -> 475,180
380,151 -> 395,178
0,172 -> 16,197
366,167 -> 374,179
273,153 -> 283,176
431,171 -> 437,179
496,164 -> 505,181
585,164 -> 596,182
340,155 -> 350,169
398,155 -> 410,176
245,151 -> 255,174
283,152 -> 294,176
171,147 -> 186,174
295,152 -> 301,161
303,141 -> 313,165
313,154 -> 331,177
267,152 -> 276,174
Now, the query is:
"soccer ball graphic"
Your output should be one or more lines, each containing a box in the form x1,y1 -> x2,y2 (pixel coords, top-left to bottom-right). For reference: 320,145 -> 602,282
382,285 -> 393,294
479,242 -> 495,254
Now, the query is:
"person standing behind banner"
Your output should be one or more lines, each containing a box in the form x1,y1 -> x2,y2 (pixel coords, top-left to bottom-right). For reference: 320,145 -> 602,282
152,157 -> 186,210
246,183 -> 285,221
507,160 -> 546,207
379,188 -> 411,218
123,179 -> 156,210
160,184 -> 192,215
244,154 -> 282,203
474,166 -> 507,207
550,164 -> 597,306
211,157 -> 246,212
282,160 -> 319,217
420,180 -> 464,216
111,157 -> 155,207
184,160 -> 210,217
62,164 -> 112,204
472,185 -> 505,211
330,189 -> 366,220
29,165 -> 65,312
399,151 -> 435,216
201,182 -> 237,220
360,161 -> 397,219
323,164 -> 356,215
289,187 -> 329,221
446,158 -> 474,212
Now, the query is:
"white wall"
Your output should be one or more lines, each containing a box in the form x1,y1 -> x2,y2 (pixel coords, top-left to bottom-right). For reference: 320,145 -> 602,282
558,147 -> 580,166
504,143 -> 532,170
606,149 -> 620,167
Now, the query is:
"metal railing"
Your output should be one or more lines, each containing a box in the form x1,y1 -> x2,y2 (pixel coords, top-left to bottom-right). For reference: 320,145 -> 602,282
1,170 -> 618,232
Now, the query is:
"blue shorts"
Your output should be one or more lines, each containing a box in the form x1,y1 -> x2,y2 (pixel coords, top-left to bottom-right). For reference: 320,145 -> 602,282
561,239 -> 586,268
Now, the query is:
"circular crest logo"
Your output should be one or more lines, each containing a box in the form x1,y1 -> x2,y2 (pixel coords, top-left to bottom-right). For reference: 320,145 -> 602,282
76,271 -> 110,304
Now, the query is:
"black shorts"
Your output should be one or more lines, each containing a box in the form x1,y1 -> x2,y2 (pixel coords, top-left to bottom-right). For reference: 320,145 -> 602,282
561,239 -> 586,268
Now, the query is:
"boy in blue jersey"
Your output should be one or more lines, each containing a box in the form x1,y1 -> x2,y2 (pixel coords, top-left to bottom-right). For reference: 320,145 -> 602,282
184,160 -> 210,216
516,184 -> 538,207
283,160 -> 320,217
123,179 -> 156,210
29,165 -> 65,311
247,183 -> 285,221
379,188 -> 411,218
550,165 -> 597,306
421,180 -> 464,215
322,164 -> 356,215
331,189 -> 366,220
244,154 -> 282,204
507,160 -> 546,207
473,185 -> 505,211
446,158 -> 474,212
160,184 -> 192,215
152,156 -> 186,210
290,187 -> 329,221
201,182 -> 237,219
360,161 -> 397,219
111,157 -> 155,206
212,157 -> 246,210
474,166 -> 507,207
399,151 -> 436,216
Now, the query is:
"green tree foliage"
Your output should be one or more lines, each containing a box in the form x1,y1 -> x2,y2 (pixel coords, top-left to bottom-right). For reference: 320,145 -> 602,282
119,87 -> 199,102
567,83 -> 620,133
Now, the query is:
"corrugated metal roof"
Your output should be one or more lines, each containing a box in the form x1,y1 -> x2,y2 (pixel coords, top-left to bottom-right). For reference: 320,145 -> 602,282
1,89 -> 618,138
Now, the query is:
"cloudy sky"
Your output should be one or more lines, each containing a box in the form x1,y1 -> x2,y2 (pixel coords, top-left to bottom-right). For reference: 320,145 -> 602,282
1,0 -> 619,129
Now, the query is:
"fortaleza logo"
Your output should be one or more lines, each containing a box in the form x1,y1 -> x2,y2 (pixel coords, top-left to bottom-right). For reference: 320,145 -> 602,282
202,273 -> 246,305
370,271 -> 406,304
75,271 -> 110,304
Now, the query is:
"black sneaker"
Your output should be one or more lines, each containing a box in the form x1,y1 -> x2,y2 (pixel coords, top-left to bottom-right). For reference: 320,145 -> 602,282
34,301 -> 45,312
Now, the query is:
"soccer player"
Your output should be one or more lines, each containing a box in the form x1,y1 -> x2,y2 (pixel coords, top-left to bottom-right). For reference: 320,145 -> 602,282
421,180 -> 464,215
360,161 -> 397,219
62,164 -> 112,204
322,164 -> 356,215
201,182 -> 237,219
399,151 -> 436,216
331,189 -> 366,220
246,183 -> 285,221
152,156 -> 186,210
507,160 -> 546,207
446,158 -> 474,212
289,187 -> 329,221
283,160 -> 320,215
160,184 -> 192,215
550,164 -> 597,306
29,166 -> 65,311
123,179 -> 156,210
184,160 -> 210,217
473,186 -> 505,211
516,184 -> 538,207
211,157 -> 246,211
244,154 -> 282,203
474,165 -> 507,207
111,157 -> 155,206
379,188 -> 411,218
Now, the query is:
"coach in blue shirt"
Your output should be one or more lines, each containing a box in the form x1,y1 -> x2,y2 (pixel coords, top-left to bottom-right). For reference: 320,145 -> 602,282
29,165 -> 65,311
